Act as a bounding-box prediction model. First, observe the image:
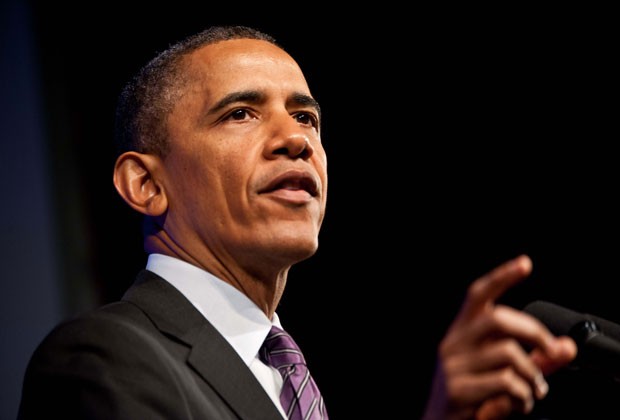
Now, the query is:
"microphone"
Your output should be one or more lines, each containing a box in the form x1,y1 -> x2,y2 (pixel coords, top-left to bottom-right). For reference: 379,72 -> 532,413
524,300 -> 620,382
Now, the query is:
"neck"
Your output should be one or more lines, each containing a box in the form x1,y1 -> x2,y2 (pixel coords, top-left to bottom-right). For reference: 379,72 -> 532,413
144,233 -> 290,318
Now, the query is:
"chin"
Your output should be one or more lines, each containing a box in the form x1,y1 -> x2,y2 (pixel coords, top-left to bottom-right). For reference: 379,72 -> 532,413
267,232 -> 320,265
281,238 -> 319,262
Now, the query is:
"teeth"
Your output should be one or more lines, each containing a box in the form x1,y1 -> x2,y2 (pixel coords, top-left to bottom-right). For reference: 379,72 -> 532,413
265,175 -> 316,196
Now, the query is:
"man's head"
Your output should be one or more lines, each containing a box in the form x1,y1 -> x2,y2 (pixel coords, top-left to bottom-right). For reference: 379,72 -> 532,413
113,26 -> 327,282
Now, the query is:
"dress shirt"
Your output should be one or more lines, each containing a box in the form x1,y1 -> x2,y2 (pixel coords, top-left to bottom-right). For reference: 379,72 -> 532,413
146,253 -> 286,418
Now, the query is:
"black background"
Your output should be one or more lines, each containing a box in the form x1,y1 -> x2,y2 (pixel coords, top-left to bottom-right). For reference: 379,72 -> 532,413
28,2 -> 619,418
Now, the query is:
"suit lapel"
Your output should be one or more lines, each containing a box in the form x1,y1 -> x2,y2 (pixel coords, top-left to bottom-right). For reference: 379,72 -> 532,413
123,270 -> 284,420
189,327 -> 285,419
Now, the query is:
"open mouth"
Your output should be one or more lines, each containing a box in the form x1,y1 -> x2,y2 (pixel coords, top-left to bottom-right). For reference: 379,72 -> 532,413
259,170 -> 319,197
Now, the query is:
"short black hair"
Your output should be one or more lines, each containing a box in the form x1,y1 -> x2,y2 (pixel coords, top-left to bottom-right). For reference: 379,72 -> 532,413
114,25 -> 279,158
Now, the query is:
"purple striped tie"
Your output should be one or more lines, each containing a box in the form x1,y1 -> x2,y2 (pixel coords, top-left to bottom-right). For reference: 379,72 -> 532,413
259,326 -> 328,420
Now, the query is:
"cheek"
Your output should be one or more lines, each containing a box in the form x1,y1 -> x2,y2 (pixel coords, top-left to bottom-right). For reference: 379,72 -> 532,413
216,154 -> 249,189
167,153 -> 221,212
314,152 -> 328,194
210,156 -> 254,214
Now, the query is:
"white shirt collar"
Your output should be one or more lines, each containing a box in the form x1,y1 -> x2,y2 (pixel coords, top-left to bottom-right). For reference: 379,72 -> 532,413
145,253 -> 282,365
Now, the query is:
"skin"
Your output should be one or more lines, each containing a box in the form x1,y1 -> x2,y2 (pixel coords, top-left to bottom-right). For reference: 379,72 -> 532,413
113,37 -> 577,419
113,39 -> 327,318
422,255 -> 577,419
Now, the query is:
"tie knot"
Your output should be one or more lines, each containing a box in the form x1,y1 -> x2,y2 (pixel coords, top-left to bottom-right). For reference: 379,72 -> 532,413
259,325 -> 328,419
260,326 -> 306,370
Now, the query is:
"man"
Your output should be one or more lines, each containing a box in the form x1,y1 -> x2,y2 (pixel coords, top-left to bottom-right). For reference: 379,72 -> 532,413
18,25 -> 576,420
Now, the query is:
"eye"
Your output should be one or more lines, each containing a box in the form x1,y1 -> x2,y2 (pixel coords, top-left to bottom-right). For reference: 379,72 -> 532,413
224,108 -> 253,121
294,112 -> 319,129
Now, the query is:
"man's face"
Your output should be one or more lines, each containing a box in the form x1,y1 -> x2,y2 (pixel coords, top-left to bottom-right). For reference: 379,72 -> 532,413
159,39 -> 327,274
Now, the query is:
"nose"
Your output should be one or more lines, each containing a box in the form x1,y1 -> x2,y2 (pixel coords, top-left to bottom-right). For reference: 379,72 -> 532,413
263,115 -> 314,161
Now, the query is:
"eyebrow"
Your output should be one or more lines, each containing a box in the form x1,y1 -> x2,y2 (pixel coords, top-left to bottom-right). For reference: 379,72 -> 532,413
291,93 -> 321,120
207,90 -> 321,120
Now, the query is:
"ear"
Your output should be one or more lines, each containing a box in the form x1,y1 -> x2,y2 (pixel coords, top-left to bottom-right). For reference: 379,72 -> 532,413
113,152 -> 168,216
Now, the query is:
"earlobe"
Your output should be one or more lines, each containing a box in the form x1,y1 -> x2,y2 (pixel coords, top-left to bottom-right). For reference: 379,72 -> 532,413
113,152 -> 168,216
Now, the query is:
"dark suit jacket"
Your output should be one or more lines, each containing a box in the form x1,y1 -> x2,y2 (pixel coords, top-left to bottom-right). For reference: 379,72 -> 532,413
18,270 -> 285,420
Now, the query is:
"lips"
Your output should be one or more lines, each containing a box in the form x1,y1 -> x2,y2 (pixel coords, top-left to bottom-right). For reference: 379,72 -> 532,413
259,170 -> 319,197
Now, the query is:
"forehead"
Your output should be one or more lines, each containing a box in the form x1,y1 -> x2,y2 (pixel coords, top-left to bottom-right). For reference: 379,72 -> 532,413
183,38 -> 311,96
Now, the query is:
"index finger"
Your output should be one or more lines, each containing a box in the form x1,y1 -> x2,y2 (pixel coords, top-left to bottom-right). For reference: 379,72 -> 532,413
458,254 -> 533,321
